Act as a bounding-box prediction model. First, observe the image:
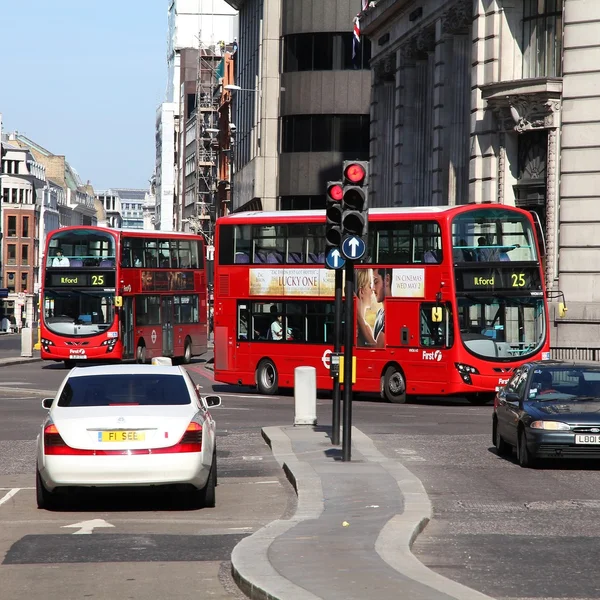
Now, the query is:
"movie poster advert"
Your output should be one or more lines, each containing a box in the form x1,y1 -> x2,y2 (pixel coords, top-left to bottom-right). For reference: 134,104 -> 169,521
355,267 -> 425,348
249,269 -> 336,297
141,270 -> 195,292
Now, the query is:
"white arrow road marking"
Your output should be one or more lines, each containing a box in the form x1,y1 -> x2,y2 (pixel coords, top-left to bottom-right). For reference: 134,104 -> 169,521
62,519 -> 115,535
0,488 -> 20,506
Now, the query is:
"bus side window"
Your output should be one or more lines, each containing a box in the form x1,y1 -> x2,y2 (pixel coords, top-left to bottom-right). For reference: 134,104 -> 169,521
237,303 -> 250,341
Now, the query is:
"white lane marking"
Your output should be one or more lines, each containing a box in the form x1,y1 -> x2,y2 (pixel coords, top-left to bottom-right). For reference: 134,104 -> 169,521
0,488 -> 20,506
228,527 -> 253,531
242,456 -> 264,461
62,519 -> 115,535
0,487 -> 34,490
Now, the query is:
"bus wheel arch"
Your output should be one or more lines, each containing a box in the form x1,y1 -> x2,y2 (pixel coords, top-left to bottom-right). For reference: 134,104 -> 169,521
256,358 -> 279,395
136,340 -> 147,364
381,363 -> 407,404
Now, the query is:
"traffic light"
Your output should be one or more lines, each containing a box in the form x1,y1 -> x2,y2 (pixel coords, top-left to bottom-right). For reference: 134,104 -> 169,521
325,181 -> 344,249
341,161 -> 369,238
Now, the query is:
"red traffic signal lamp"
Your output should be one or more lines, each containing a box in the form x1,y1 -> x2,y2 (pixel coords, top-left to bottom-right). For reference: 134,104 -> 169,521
341,161 -> 369,238
325,181 -> 344,248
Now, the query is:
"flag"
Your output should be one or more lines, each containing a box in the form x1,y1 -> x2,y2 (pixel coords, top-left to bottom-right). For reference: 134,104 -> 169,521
352,16 -> 361,66
352,3 -> 370,66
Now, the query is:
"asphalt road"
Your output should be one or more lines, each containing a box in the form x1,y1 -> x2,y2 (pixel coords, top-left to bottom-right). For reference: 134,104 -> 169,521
0,330 -> 37,358
3,355 -> 600,600
0,356 -> 297,600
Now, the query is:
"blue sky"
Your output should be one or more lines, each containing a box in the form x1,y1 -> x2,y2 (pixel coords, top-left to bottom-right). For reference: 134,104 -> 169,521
0,0 -> 166,190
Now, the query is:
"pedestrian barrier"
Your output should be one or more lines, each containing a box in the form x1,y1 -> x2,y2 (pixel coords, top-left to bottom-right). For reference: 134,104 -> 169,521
551,347 -> 600,362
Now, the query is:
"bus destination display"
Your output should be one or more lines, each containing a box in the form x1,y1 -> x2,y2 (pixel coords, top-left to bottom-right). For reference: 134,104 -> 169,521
455,266 -> 542,293
46,272 -> 116,288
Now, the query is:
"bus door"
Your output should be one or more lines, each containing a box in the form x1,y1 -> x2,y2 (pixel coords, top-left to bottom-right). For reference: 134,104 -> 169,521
161,297 -> 174,356
121,297 -> 135,359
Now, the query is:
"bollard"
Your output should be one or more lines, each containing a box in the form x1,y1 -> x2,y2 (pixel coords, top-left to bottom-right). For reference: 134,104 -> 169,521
21,327 -> 33,358
294,366 -> 317,426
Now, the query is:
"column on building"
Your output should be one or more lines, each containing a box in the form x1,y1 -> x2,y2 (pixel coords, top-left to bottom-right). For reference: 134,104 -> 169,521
434,2 -> 471,206
470,0 -> 501,204
371,52 -> 397,207
398,29 -> 435,206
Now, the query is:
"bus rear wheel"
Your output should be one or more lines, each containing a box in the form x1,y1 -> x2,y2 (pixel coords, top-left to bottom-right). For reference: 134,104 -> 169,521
256,359 -> 279,395
382,366 -> 407,404
182,338 -> 192,364
136,344 -> 146,364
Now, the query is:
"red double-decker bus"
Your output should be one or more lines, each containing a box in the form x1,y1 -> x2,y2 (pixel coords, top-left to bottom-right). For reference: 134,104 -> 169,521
40,226 -> 208,368
213,204 -> 551,404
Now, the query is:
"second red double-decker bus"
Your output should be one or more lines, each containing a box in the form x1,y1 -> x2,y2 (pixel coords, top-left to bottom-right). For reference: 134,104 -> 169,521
40,226 -> 208,367
213,204 -> 550,404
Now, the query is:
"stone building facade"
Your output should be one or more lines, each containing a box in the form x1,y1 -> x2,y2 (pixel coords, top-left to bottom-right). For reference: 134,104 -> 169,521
362,0 -> 599,349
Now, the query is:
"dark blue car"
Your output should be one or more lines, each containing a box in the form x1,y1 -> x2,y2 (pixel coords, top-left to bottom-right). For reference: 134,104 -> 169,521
493,360 -> 600,467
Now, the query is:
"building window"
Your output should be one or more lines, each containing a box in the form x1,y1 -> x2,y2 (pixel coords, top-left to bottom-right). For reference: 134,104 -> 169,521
6,244 -> 16,266
284,33 -> 371,72
21,272 -> 28,293
6,272 -> 15,293
11,189 -> 17,203
523,0 -> 563,78
280,196 -> 326,211
2,188 -> 8,203
7,216 -> 16,237
22,216 -> 29,237
21,244 -> 29,266
282,115 -> 370,153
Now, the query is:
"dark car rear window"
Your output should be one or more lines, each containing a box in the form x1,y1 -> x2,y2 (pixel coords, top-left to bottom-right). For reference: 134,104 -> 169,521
57,374 -> 192,407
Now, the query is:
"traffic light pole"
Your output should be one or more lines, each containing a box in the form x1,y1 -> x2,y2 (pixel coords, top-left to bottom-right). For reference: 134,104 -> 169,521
342,260 -> 355,462
331,268 -> 343,445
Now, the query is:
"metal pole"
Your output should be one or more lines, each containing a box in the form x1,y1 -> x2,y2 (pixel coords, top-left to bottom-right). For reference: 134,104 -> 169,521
332,268 -> 343,445
342,261 -> 355,461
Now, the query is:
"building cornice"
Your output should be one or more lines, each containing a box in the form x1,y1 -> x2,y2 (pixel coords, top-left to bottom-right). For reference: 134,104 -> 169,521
361,0 -> 412,36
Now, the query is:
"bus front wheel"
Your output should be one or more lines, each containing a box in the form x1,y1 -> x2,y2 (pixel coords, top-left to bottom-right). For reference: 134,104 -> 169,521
256,359 -> 279,395
136,344 -> 147,364
382,366 -> 407,404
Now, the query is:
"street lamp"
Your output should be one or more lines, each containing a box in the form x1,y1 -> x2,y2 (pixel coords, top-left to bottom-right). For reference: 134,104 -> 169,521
224,84 -> 260,93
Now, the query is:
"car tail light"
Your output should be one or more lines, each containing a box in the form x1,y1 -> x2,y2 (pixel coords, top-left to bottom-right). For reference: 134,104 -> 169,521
43,421 -> 203,456
153,422 -> 203,454
44,423 -> 94,456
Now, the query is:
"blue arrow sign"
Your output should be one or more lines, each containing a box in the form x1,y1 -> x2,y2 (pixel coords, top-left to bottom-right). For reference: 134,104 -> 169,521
325,248 -> 346,270
341,236 -> 366,261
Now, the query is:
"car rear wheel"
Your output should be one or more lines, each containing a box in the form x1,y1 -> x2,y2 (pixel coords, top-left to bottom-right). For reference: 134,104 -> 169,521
382,366 -> 407,404
36,469 -> 57,510
256,359 -> 279,395
493,417 -> 512,457
518,428 -> 537,468
199,453 -> 217,508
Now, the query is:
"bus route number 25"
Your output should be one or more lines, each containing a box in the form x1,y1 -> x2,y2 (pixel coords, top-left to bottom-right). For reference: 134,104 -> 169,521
511,273 -> 525,287
91,275 -> 105,286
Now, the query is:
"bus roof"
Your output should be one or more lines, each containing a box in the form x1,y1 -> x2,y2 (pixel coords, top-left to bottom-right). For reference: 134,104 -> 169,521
47,226 -> 204,239
217,204 -> 528,224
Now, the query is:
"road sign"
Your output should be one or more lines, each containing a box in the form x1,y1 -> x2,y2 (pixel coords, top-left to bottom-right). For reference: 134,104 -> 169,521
325,248 -> 346,270
341,235 -> 366,261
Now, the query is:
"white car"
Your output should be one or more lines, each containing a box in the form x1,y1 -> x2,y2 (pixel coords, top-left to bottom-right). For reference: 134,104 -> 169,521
36,364 -> 221,509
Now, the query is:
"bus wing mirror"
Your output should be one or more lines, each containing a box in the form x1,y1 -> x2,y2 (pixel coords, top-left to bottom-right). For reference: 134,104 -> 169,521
431,306 -> 443,323
558,302 -> 567,318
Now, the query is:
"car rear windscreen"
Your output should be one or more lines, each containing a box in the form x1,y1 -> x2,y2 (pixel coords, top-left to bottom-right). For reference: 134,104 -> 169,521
57,374 -> 192,407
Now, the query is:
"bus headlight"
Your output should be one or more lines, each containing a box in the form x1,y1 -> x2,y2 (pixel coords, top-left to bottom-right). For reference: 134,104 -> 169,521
101,338 -> 118,353
41,338 -> 54,352
455,363 -> 479,385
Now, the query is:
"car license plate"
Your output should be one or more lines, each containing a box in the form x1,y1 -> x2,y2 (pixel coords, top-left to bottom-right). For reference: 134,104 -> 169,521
575,434 -> 600,445
99,431 -> 145,442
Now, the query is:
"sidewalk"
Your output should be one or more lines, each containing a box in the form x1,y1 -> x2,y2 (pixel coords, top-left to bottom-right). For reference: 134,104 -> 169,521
231,425 -> 495,600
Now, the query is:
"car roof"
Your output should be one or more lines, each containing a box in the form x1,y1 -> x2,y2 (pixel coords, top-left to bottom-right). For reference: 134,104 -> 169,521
66,365 -> 185,377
